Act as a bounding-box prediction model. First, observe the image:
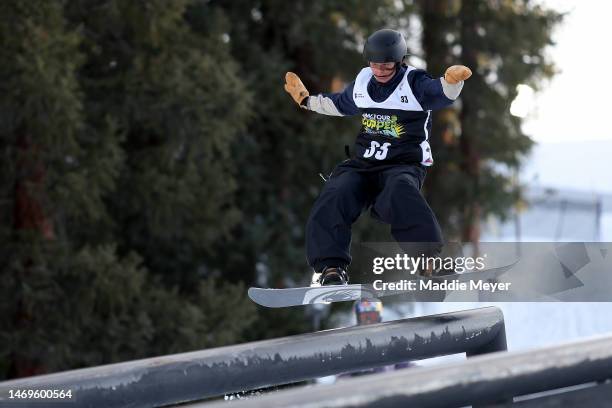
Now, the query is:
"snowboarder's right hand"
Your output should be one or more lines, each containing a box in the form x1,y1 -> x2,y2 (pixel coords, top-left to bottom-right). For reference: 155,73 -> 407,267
284,72 -> 309,108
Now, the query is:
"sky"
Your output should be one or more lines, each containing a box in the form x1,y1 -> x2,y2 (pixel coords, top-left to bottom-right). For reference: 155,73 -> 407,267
518,0 -> 612,143
511,1 -> 612,198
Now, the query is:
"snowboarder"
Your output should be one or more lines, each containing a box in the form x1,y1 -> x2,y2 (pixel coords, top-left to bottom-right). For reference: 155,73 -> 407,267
284,28 -> 472,287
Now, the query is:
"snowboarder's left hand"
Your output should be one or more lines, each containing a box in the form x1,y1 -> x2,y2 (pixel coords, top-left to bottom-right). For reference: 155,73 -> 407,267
284,72 -> 309,108
444,65 -> 472,84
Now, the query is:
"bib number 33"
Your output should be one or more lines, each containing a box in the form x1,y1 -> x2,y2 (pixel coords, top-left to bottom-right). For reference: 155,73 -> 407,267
363,141 -> 391,160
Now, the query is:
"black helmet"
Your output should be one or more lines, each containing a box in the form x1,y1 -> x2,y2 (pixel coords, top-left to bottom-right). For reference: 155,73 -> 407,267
363,29 -> 407,63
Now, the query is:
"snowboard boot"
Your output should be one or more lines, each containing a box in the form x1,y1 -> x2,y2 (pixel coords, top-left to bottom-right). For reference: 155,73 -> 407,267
310,266 -> 349,287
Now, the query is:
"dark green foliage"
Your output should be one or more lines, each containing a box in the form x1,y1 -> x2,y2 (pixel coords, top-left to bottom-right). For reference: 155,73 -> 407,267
0,0 -> 255,379
65,0 -> 252,288
1,243 -> 254,374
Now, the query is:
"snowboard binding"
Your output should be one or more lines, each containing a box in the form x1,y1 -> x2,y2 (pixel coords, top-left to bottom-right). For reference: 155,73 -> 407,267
310,266 -> 349,287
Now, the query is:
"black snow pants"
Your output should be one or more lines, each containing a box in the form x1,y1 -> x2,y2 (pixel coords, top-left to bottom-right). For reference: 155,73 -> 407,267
306,159 -> 443,272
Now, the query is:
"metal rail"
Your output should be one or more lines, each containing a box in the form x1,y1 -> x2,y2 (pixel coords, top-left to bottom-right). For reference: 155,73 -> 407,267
197,333 -> 612,408
0,307 -> 506,408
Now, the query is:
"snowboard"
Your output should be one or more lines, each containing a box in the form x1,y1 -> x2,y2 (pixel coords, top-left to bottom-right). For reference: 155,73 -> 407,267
248,260 -> 518,308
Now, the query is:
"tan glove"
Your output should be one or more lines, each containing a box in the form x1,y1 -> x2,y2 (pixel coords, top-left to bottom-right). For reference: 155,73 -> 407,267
444,65 -> 472,84
284,72 -> 309,107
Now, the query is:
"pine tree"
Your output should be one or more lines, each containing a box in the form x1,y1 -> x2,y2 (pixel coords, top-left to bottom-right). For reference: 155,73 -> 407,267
65,0 -> 252,289
0,0 -> 255,379
418,0 -> 562,247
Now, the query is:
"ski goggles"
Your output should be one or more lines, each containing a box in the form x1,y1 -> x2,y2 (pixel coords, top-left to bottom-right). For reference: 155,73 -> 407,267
369,62 -> 396,71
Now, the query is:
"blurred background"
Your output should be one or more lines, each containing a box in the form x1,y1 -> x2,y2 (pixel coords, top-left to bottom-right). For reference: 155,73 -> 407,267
1,0 -> 609,381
